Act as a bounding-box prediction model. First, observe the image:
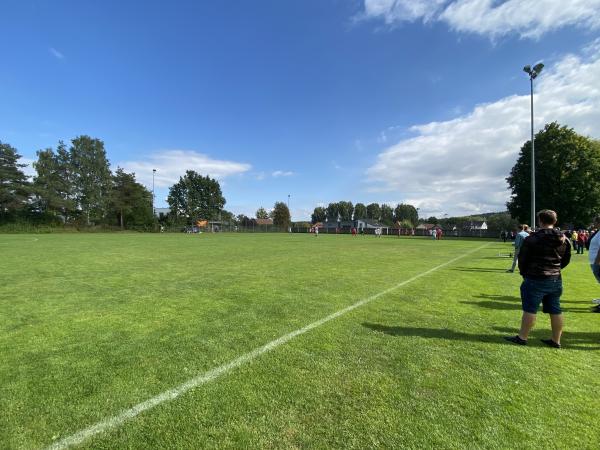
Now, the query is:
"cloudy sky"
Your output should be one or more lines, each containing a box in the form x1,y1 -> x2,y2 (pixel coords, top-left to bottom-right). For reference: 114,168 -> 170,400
2,0 -> 599,219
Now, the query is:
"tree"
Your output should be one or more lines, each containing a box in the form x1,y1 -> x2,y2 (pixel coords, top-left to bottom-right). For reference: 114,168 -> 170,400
427,216 -> 438,224
326,202 -> 340,222
338,201 -> 353,221
311,206 -> 326,224
366,203 -> 381,221
69,136 -> 112,225
256,207 -> 269,219
32,141 -> 76,220
507,122 -> 600,226
237,214 -> 253,226
380,204 -> 394,225
108,168 -> 154,229
167,170 -> 226,223
486,212 -> 519,232
0,141 -> 29,216
354,203 -> 367,219
393,203 -> 418,227
272,201 -> 291,228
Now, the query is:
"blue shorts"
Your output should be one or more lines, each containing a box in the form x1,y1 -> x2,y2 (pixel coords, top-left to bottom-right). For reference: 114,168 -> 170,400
520,277 -> 563,314
591,264 -> 600,283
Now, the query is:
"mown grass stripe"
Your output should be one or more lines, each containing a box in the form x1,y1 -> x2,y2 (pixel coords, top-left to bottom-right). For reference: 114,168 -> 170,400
45,242 -> 491,450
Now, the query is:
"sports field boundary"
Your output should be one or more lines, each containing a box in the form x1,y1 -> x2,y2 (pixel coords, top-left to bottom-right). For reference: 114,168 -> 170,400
45,242 -> 491,450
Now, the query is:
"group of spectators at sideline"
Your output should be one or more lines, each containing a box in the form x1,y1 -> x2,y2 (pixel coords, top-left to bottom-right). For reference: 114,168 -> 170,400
504,211 -> 600,349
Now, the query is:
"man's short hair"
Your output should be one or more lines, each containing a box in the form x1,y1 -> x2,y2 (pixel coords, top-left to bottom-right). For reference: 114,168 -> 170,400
537,209 -> 557,226
523,224 -> 529,231
518,224 -> 524,231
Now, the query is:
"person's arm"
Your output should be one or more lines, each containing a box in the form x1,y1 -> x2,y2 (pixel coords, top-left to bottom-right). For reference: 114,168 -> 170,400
560,239 -> 572,268
518,237 -> 531,274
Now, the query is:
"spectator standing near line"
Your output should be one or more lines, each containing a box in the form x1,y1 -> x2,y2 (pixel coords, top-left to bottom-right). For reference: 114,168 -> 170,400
437,228 -> 443,240
507,224 -> 530,273
572,230 -> 579,253
505,210 -> 571,349
577,231 -> 586,255
431,228 -> 437,240
588,217 -> 600,312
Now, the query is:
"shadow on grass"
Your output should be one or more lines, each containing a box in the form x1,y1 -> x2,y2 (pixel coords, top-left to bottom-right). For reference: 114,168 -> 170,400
465,294 -> 595,313
363,323 -> 600,351
460,300 -> 520,310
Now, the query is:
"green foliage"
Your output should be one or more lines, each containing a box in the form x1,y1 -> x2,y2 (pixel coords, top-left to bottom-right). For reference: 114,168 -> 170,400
311,207 -> 326,224
380,204 -> 394,225
167,170 -> 225,224
394,203 -> 418,227
338,201 -> 353,221
485,212 -> 519,232
256,207 -> 269,219
69,136 -> 112,225
366,203 -> 380,220
108,168 -> 154,229
507,122 -> 600,226
272,201 -> 291,228
353,203 -> 367,219
326,202 -> 340,222
0,141 -> 30,217
32,141 -> 76,220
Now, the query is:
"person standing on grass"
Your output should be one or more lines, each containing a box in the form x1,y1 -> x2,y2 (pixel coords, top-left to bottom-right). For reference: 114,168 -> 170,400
588,217 -> 600,312
577,231 -> 586,255
505,210 -> 571,349
507,224 -> 530,273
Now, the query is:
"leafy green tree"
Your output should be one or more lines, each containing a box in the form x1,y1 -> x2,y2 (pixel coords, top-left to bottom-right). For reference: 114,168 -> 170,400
311,206 -> 326,224
167,170 -> 226,223
237,214 -> 253,226
366,203 -> 381,221
486,212 -> 519,232
338,201 -> 353,221
393,203 -> 418,227
427,216 -> 438,224
507,122 -> 600,226
256,207 -> 269,219
326,202 -> 340,222
272,201 -> 291,228
354,203 -> 367,219
32,142 -> 76,220
69,136 -> 112,225
108,168 -> 154,229
0,141 -> 30,216
380,204 -> 394,225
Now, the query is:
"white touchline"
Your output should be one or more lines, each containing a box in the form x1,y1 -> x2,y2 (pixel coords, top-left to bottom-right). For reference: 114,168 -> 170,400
45,243 -> 491,450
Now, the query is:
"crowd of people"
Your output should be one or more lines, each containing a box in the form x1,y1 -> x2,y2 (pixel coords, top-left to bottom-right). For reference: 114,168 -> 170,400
504,211 -> 600,349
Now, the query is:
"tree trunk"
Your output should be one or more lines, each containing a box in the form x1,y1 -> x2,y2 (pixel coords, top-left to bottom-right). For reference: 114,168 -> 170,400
120,208 -> 124,230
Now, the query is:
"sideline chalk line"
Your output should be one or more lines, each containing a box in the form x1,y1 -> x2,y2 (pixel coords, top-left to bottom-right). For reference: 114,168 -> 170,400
45,242 -> 491,450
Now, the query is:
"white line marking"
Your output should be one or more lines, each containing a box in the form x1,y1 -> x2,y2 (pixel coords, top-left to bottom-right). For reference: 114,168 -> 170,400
45,243 -> 491,450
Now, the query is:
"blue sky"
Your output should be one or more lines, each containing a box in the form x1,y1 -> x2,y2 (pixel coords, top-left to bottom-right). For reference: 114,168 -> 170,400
2,0 -> 600,220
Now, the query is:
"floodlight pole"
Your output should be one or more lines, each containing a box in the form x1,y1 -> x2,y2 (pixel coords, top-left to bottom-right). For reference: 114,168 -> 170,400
529,75 -> 535,229
523,63 -> 543,229
152,169 -> 156,216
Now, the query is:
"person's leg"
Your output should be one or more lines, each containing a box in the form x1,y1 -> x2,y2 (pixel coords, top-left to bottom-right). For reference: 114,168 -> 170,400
518,312 -> 537,340
550,314 -> 563,344
508,249 -> 519,272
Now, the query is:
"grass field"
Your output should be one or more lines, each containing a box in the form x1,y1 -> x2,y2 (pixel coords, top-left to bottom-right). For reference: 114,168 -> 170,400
1,233 -> 599,449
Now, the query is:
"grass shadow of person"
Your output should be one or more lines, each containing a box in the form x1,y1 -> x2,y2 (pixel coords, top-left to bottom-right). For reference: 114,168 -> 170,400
459,300 -> 520,310
362,323 -> 600,351
451,267 -> 509,273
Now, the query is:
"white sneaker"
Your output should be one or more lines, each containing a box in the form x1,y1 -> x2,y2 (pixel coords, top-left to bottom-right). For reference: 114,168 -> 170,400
592,299 -> 600,305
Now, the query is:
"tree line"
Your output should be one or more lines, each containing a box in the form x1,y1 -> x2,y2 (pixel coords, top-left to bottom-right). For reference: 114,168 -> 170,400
310,202 -> 419,228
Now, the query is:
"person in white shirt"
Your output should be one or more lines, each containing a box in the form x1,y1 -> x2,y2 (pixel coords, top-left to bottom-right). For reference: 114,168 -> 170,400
588,217 -> 600,312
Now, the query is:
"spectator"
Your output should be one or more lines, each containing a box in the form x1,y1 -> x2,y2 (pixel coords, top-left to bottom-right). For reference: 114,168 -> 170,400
505,210 -> 571,349
588,218 -> 600,312
507,224 -> 530,273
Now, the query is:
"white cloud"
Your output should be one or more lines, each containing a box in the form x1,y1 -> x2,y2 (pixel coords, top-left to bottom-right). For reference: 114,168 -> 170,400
362,0 -> 600,38
49,47 -> 64,59
272,170 -> 294,177
120,150 -> 251,188
20,158 -> 37,180
366,43 -> 600,217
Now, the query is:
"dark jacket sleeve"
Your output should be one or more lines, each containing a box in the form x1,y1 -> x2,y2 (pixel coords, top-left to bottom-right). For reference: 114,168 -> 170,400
560,239 -> 572,269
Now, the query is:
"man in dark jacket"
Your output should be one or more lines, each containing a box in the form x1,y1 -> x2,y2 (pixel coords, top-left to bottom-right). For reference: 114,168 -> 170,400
505,210 -> 571,348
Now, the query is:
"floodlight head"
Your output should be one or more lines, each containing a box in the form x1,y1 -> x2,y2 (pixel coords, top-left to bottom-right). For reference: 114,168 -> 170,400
531,72 -> 538,80
533,62 -> 544,73
523,65 -> 532,74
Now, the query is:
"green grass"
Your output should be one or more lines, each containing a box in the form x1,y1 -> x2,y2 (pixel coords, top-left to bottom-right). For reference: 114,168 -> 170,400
1,233 -> 599,449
